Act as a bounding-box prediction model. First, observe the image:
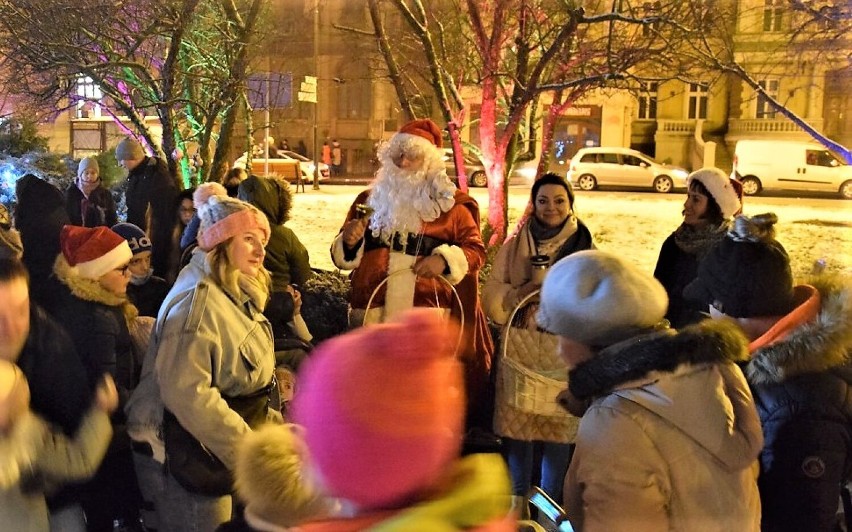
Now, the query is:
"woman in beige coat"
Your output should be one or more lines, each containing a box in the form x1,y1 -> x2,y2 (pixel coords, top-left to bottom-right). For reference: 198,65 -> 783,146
482,173 -> 593,505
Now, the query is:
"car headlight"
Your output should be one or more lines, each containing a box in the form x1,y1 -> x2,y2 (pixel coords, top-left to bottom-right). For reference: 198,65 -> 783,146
671,168 -> 689,181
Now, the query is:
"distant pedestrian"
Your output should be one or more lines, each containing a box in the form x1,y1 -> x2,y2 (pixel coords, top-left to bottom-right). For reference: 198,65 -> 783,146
66,156 -> 118,228
296,140 -> 308,157
331,139 -> 343,176
278,138 -> 290,152
115,137 -> 179,279
321,140 -> 331,167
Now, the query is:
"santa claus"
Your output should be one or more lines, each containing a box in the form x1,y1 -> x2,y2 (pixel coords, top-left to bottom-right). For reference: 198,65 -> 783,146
331,119 -> 494,430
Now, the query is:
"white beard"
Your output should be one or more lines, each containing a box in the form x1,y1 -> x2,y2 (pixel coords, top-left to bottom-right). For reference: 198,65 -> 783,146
367,159 -> 456,243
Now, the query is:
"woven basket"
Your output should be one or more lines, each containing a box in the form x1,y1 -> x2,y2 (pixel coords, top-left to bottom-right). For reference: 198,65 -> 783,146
499,289 -> 566,417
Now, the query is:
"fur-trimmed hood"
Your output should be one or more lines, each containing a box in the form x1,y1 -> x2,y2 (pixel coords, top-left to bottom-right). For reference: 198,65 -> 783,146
746,275 -> 852,385
570,319 -> 750,400
568,319 -> 761,472
53,253 -> 138,323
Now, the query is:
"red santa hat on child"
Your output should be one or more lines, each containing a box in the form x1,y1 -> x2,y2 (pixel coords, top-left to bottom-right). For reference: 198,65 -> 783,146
59,225 -> 133,280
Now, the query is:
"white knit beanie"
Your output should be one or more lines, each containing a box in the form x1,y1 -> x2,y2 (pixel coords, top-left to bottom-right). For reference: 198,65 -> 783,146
688,167 -> 742,219
537,250 -> 668,346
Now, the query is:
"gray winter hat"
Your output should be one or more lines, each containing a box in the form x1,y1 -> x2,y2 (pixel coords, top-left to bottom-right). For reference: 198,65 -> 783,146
537,250 -> 668,347
115,137 -> 145,161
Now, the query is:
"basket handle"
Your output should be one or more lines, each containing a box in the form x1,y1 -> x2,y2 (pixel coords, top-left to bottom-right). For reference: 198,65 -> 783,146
363,269 -> 465,355
500,288 -> 543,361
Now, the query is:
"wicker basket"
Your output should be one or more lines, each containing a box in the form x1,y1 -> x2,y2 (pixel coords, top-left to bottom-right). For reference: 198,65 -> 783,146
499,289 -> 567,417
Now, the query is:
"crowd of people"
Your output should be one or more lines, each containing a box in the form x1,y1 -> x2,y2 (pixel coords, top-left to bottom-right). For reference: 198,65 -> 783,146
0,122 -> 849,532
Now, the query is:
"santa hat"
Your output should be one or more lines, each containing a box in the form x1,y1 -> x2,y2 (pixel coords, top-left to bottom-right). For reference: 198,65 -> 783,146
538,250 -> 669,347
687,167 -> 742,220
193,182 -> 270,251
59,225 -> 133,280
292,309 -> 464,511
396,118 -> 443,149
111,223 -> 152,255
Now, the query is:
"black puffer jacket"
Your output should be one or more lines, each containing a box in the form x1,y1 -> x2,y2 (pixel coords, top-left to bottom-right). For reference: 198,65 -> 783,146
745,275 -> 852,532
237,175 -> 313,292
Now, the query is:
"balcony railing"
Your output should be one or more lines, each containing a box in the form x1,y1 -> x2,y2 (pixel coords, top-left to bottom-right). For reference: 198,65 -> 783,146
728,118 -> 824,135
657,120 -> 696,134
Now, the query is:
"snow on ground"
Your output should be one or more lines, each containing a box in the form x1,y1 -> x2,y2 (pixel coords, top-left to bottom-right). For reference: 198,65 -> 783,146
289,184 -> 851,280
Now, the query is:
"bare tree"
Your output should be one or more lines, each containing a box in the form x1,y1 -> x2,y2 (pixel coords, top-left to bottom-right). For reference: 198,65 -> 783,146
0,0 -> 266,185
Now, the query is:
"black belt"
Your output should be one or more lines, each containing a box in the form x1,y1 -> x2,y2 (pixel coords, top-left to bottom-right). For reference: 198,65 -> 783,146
364,232 -> 446,257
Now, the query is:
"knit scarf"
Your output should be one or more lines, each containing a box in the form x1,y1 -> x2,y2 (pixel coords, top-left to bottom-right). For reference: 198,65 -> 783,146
528,215 -> 569,243
53,254 -> 139,325
672,221 -> 730,260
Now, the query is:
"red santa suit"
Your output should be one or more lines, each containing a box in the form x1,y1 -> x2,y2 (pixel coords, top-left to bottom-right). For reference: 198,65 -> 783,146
330,119 -> 494,430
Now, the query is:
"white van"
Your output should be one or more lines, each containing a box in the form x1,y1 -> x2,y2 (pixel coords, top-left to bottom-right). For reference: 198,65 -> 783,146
731,140 -> 852,199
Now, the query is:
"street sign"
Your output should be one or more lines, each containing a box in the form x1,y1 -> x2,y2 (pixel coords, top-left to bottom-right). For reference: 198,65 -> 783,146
298,91 -> 317,103
298,75 -> 317,103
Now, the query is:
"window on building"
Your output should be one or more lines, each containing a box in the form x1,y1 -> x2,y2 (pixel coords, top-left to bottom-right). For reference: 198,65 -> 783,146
637,81 -> 658,119
755,79 -> 779,119
687,82 -> 708,120
75,76 -> 103,119
763,0 -> 783,32
337,79 -> 371,119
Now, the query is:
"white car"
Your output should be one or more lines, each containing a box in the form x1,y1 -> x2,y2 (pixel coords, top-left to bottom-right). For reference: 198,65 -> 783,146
567,147 -> 688,193
233,150 -> 330,182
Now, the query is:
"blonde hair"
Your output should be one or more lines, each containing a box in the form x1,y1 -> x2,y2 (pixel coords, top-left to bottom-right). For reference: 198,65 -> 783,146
207,237 -> 271,300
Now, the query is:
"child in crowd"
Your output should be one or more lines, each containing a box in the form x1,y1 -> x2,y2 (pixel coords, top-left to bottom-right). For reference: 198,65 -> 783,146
217,424 -> 338,531
112,222 -> 170,318
685,213 -> 852,531
0,360 -> 118,532
292,309 -> 514,531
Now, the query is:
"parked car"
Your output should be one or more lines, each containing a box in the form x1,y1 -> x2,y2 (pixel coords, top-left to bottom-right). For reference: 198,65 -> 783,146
567,147 -> 688,193
233,151 -> 330,182
732,139 -> 852,199
443,149 -> 487,187
441,149 -> 541,188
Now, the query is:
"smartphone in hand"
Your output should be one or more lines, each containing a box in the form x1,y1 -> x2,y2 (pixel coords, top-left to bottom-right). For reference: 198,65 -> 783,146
528,487 -> 574,532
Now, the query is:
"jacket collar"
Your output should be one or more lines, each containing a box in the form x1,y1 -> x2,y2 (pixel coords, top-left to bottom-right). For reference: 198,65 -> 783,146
569,319 -> 750,400
746,275 -> 852,385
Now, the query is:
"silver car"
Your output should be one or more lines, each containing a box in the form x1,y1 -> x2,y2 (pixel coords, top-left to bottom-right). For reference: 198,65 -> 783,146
567,147 -> 688,193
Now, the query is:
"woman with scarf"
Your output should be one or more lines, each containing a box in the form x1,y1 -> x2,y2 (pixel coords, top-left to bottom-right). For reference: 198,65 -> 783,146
482,172 -> 594,509
51,225 -> 142,531
654,167 -> 743,329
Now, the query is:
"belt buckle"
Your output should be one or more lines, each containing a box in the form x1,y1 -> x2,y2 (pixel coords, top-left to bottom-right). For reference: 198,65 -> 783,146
392,233 -> 406,253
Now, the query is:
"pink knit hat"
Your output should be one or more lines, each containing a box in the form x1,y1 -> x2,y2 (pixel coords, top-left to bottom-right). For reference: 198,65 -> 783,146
193,182 -> 270,251
292,309 -> 464,510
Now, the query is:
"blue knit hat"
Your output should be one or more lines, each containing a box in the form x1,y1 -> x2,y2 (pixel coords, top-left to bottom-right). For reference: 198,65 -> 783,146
111,223 -> 152,255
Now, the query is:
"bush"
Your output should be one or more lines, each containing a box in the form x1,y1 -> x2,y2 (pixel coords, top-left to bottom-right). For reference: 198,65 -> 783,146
0,117 -> 49,157
301,269 -> 351,344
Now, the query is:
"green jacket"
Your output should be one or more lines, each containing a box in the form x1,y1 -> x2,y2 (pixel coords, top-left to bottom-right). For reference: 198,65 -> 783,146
238,175 -> 313,292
